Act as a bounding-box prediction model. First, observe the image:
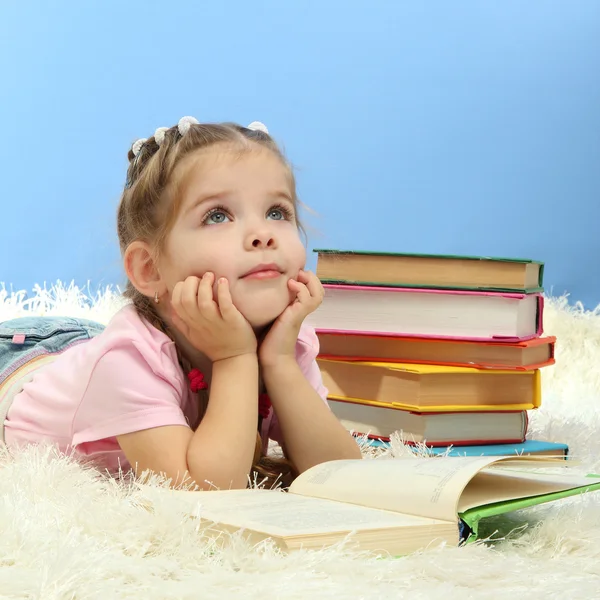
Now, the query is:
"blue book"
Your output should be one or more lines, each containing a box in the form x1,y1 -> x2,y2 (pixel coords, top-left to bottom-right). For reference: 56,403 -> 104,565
359,438 -> 569,458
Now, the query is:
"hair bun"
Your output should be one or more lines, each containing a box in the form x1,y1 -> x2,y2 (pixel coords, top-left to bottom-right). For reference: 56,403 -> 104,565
131,138 -> 147,158
154,127 -> 169,146
178,116 -> 199,136
247,121 -> 269,134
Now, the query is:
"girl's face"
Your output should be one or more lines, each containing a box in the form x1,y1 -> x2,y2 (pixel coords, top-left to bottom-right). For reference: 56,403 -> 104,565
158,146 -> 306,329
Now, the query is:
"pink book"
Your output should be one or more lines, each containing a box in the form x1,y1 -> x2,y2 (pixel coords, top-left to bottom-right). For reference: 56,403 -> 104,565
306,284 -> 543,342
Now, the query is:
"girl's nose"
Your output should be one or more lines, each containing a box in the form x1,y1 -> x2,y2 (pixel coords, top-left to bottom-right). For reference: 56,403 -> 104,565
251,235 -> 275,248
246,226 -> 277,250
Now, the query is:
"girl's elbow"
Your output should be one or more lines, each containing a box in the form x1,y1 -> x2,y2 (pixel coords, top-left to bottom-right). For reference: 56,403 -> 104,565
352,446 -> 363,459
187,461 -> 250,491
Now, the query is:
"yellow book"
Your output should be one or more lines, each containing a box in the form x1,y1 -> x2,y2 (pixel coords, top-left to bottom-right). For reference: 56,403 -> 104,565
317,358 -> 541,412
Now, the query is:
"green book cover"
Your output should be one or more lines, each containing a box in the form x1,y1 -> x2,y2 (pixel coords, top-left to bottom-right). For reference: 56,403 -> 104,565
459,476 -> 600,543
313,248 -> 545,293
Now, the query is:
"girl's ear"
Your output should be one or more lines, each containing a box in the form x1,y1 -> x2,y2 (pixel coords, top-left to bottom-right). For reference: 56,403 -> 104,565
124,240 -> 166,300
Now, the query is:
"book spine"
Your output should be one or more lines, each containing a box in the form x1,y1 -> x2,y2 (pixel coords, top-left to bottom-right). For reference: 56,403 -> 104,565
323,283 -> 529,299
317,354 -> 555,371
354,433 -> 527,446
327,394 -> 539,413
317,328 -> 537,343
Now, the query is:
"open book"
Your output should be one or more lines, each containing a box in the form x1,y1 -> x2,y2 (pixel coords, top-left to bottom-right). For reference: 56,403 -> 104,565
141,456 -> 600,557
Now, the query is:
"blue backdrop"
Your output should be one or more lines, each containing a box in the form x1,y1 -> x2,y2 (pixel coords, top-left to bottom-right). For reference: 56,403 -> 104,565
1,1 -> 599,306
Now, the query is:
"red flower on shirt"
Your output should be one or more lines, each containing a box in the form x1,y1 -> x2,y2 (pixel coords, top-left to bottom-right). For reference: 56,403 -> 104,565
259,393 -> 272,419
188,369 -> 271,418
187,368 -> 208,392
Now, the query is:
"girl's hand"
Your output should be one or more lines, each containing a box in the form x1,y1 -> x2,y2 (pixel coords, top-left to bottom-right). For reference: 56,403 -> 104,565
258,270 -> 324,368
171,273 -> 257,362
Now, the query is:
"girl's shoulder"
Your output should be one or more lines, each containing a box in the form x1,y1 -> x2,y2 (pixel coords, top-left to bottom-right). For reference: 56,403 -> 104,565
105,304 -> 168,345
101,304 -> 180,376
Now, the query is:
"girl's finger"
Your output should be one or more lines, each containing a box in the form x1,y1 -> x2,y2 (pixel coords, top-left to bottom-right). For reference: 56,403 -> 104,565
283,281 -> 311,325
172,280 -> 192,322
197,272 -> 219,319
301,270 -> 323,301
289,279 -> 310,305
215,277 -> 236,320
297,269 -> 310,283
288,278 -> 302,294
179,276 -> 202,320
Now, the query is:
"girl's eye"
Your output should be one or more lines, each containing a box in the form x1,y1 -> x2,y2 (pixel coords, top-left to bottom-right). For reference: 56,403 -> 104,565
267,204 -> 294,221
203,208 -> 230,225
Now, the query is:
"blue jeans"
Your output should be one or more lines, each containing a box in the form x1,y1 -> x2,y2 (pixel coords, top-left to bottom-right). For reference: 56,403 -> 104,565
0,316 -> 105,442
0,316 -> 105,386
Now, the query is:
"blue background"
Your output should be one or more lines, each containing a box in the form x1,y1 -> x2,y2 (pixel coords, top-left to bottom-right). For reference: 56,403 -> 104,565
1,1 -> 599,306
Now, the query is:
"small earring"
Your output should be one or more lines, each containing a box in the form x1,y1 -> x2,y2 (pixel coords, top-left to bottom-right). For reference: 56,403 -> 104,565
154,291 -> 160,304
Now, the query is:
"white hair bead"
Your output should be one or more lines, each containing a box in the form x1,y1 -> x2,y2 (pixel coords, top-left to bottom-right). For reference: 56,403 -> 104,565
131,138 -> 147,157
154,127 -> 169,146
247,121 -> 269,134
178,116 -> 199,136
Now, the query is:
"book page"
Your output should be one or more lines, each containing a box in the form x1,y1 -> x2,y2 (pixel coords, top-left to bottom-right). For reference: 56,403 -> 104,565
458,464 -> 600,512
289,456 -> 513,522
154,488 -> 447,537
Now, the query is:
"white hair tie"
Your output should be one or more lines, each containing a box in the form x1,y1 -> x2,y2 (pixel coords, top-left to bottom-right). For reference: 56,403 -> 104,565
178,116 -> 199,136
131,138 -> 147,157
247,121 -> 269,134
154,127 -> 169,146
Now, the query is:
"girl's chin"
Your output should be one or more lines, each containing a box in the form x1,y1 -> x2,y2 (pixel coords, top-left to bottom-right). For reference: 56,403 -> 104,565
234,289 -> 294,328
251,319 -> 277,337
246,310 -> 283,331
241,304 -> 289,330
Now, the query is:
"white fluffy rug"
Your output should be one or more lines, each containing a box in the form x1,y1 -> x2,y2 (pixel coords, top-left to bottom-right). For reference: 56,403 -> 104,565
1,282 -> 600,599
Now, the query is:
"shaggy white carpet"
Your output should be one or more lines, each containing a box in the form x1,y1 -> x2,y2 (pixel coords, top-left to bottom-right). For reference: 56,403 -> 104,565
1,282 -> 600,599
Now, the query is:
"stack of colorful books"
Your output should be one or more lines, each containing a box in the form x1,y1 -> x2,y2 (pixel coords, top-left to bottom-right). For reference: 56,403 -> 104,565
306,249 -> 567,458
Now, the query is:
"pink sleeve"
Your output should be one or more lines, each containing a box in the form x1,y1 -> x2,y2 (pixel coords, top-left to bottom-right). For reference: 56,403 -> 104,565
267,324 -> 329,445
72,344 -> 188,446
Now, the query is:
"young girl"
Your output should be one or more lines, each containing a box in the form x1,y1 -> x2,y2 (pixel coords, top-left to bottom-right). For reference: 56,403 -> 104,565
0,117 -> 361,490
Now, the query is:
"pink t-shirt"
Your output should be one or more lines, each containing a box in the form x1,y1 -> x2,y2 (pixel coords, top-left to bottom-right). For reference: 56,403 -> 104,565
4,305 -> 329,474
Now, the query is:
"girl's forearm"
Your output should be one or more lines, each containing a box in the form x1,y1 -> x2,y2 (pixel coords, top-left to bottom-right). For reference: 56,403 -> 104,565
187,354 -> 259,489
262,359 -> 362,473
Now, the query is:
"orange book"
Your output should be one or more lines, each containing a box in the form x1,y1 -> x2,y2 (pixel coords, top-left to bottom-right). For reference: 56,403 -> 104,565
316,331 -> 555,371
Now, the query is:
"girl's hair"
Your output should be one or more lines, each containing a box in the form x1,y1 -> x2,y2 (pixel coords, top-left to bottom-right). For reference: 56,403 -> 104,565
116,120 -> 303,489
